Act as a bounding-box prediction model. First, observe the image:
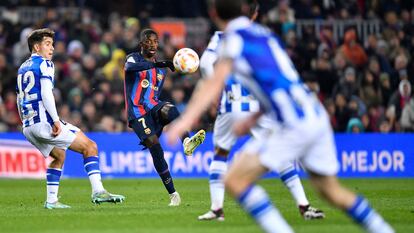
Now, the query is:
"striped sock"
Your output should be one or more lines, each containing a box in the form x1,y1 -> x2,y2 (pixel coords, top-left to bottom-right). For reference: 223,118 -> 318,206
46,168 -> 62,203
84,156 -> 105,193
347,196 -> 394,233
238,185 -> 294,233
279,165 -> 309,206
209,155 -> 227,210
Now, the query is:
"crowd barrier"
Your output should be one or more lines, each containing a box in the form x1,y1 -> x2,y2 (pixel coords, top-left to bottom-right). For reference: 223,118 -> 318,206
0,132 -> 413,178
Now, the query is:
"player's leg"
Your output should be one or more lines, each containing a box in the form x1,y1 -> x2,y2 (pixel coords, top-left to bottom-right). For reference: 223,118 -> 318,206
159,103 -> 205,155
198,113 -> 236,220
253,115 -> 324,219
309,174 -> 394,233
198,147 -> 228,221
44,147 -> 71,209
22,123 -> 70,209
142,135 -> 180,206
277,162 -> 325,219
130,114 -> 180,206
224,152 -> 294,233
303,128 -> 394,233
69,130 -> 125,204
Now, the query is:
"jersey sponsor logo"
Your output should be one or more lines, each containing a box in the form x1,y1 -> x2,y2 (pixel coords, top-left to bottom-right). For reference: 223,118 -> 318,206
141,79 -> 159,91
157,74 -> 164,81
141,79 -> 150,88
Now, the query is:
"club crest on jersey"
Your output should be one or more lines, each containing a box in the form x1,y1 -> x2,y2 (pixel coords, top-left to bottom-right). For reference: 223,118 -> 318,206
157,74 -> 164,81
141,79 -> 149,88
144,128 -> 152,135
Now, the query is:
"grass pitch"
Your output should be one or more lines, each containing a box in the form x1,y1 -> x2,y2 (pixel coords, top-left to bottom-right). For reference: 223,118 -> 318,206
0,178 -> 413,233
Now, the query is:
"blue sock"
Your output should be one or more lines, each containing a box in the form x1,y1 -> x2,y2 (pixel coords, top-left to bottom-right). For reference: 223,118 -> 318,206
347,196 -> 394,233
238,185 -> 294,233
84,156 -> 105,193
149,144 -> 176,194
46,168 -> 62,203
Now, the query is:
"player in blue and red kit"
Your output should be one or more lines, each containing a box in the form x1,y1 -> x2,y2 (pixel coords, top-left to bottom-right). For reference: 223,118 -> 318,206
124,29 -> 205,206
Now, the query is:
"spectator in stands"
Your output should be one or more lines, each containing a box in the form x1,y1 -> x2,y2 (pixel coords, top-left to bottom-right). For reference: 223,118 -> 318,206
346,118 -> 365,133
339,28 -> 368,68
12,27 -> 32,66
387,79 -> 412,122
102,49 -> 126,81
400,96 -> 414,132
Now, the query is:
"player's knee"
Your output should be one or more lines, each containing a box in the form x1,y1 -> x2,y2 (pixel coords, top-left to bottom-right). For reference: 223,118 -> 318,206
83,140 -> 98,156
160,104 -> 180,124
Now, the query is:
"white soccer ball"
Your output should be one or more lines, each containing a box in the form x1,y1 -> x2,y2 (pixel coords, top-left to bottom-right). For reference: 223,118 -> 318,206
173,48 -> 200,73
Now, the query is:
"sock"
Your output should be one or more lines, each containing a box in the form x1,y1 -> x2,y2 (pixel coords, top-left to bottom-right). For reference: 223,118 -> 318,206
46,168 -> 62,203
149,144 -> 176,194
238,185 -> 294,233
347,196 -> 394,233
84,156 -> 105,193
279,165 -> 309,206
209,155 -> 227,210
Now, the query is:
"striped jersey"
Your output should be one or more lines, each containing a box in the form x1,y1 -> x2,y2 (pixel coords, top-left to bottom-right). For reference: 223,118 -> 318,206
200,31 -> 260,114
217,17 -> 324,127
124,52 -> 167,121
16,54 -> 55,127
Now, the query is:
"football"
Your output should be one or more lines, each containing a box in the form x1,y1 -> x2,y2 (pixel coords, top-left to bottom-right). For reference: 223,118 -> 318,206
173,48 -> 200,73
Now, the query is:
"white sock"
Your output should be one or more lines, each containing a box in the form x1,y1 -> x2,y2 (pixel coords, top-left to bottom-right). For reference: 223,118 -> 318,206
209,158 -> 227,210
89,173 -> 105,193
239,185 -> 294,233
47,185 -> 59,203
279,165 -> 309,206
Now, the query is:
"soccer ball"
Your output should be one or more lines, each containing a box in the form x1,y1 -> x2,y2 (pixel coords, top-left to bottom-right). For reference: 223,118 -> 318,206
173,48 -> 200,73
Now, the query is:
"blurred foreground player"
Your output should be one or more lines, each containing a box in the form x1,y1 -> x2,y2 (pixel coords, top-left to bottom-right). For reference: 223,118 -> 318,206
198,1 -> 323,221
123,29 -> 205,206
167,0 -> 394,232
16,28 -> 125,209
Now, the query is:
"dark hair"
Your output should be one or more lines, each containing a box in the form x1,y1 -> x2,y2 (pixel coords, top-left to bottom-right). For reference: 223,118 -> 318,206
27,28 -> 55,52
139,28 -> 158,42
215,0 -> 244,20
248,0 -> 259,18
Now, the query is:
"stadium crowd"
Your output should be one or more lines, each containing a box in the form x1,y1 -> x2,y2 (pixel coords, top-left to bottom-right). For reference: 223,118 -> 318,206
0,0 -> 413,133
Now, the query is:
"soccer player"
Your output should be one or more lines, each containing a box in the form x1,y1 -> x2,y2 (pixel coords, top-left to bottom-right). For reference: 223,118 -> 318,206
167,1 -> 394,232
123,28 -> 205,206
16,28 -> 125,209
198,1 -> 323,221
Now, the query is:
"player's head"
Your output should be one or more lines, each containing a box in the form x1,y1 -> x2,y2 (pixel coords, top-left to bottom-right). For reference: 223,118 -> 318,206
212,0 -> 257,28
27,28 -> 55,60
139,28 -> 159,60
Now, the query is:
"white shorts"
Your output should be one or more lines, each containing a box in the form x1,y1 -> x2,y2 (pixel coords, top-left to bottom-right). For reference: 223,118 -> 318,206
23,121 -> 80,157
242,117 -> 339,176
213,112 -> 275,151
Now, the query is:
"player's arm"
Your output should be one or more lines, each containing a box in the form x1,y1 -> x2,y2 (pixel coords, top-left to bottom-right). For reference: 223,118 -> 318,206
167,58 -> 231,143
40,60 -> 61,136
124,55 -> 155,72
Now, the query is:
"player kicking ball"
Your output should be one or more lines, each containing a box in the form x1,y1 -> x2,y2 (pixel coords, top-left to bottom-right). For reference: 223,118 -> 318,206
16,28 -> 125,209
123,29 -> 205,206
196,1 -> 323,221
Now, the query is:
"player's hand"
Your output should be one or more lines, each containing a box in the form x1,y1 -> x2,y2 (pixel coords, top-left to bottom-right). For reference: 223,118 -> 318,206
154,61 -> 175,72
166,118 -> 190,145
52,121 -> 62,137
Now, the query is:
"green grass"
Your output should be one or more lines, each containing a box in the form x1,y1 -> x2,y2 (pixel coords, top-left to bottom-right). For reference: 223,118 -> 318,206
0,178 -> 413,233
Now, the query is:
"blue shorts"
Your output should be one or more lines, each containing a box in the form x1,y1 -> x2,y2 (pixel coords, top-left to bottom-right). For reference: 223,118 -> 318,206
129,102 -> 169,145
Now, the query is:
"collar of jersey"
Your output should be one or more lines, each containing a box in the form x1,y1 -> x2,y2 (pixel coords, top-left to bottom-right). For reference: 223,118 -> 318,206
31,53 -> 42,58
225,16 -> 251,32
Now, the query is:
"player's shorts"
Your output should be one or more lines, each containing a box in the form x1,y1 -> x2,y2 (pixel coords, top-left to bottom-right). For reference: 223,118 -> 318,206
213,112 -> 275,151
129,102 -> 169,144
242,115 -> 339,176
22,120 -> 80,158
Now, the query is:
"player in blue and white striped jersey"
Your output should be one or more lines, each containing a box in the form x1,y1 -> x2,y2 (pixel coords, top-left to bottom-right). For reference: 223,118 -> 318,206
16,28 -> 124,209
197,5 -> 324,221
168,1 -> 394,232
